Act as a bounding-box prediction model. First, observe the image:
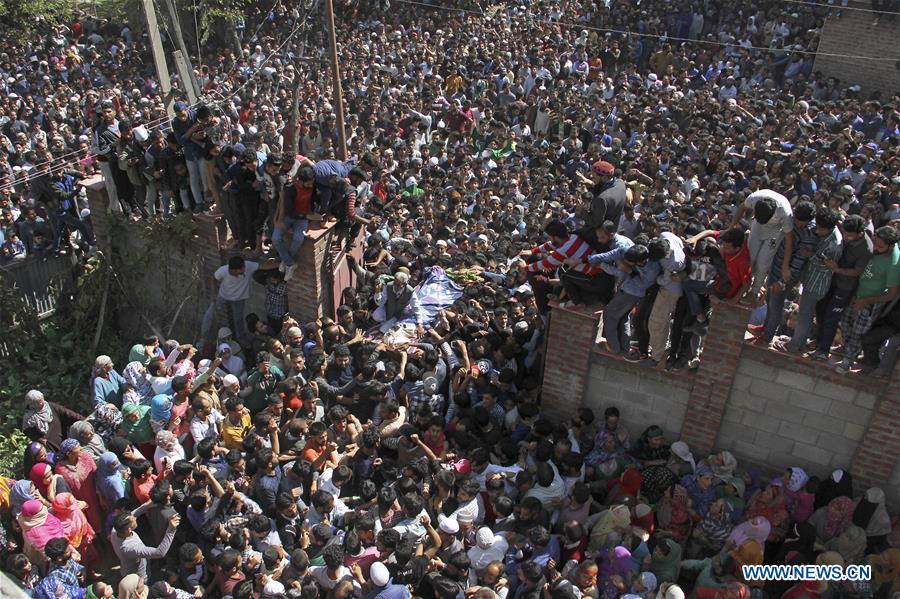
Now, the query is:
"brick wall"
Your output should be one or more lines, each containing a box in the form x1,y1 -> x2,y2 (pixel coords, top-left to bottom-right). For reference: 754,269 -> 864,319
813,5 -> 900,98
681,302 -> 749,455
539,303 -> 599,424
543,297 -> 900,506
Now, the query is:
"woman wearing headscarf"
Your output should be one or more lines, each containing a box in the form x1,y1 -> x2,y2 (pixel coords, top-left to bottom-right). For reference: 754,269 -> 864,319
589,504 -> 633,551
216,342 -> 246,382
852,487 -> 891,553
119,573 -> 149,599
92,355 -> 128,408
69,420 -> 106,463
703,451 -> 737,485
22,441 -> 53,480
782,467 -> 814,523
17,499 -> 67,566
680,552 -> 729,597
598,545 -> 634,599
54,439 -> 103,531
21,389 -> 82,451
813,468 -> 853,511
668,441 -> 696,478
87,402 -> 123,444
96,452 -> 127,507
22,390 -> 54,440
153,430 -> 186,474
741,468 -> 763,505
869,547 -> 900,597
689,498 -> 735,558
630,425 -> 677,503
9,479 -> 44,518
123,360 -> 154,402
744,483 -> 790,544
51,492 -> 98,574
827,523 -> 867,564
809,495 -> 856,544
119,403 -> 155,458
149,394 -> 175,434
657,485 -> 693,543
129,337 -> 163,366
632,504 -> 655,535
85,582 -> 114,599
29,463 -> 71,503
585,430 -> 630,481
655,583 -> 686,599
649,538 -> 683,584
606,467 -> 643,504
723,477 -> 746,524
680,465 -> 717,519
51,492 -> 95,551
630,571 -> 657,597
724,516 -> 770,591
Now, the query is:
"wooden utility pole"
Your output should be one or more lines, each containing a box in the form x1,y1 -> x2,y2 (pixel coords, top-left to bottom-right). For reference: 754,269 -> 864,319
325,0 -> 348,160
289,39 -> 306,157
140,0 -> 174,117
163,0 -> 203,101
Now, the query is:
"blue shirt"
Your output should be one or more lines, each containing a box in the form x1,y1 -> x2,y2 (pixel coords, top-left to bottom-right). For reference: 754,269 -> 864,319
93,369 -> 127,408
587,234 -> 634,266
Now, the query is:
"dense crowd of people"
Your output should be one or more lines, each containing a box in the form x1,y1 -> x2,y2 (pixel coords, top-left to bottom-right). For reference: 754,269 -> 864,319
2,0 -> 900,598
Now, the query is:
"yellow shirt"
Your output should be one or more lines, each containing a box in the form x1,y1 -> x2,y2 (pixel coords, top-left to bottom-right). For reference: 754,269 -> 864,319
221,412 -> 251,450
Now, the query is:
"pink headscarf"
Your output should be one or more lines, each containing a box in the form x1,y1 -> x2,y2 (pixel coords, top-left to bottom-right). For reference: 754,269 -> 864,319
29,463 -> 53,500
18,499 -> 66,552
823,496 -> 856,540
728,516 -> 771,548
51,492 -> 95,548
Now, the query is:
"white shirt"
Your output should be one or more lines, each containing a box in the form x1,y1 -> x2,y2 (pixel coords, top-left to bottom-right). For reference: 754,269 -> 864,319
190,410 -> 224,445
744,190 -> 794,240
215,261 -> 259,301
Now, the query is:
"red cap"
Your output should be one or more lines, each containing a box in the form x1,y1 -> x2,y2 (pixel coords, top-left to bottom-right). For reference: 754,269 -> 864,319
592,160 -> 615,176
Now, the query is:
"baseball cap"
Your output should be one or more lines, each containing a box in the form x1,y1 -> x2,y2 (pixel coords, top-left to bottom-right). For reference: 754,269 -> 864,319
174,101 -> 189,112
592,160 -> 615,175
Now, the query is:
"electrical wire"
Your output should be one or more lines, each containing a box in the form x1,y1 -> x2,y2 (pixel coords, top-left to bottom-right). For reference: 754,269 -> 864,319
782,0 -> 900,15
0,17 -> 312,193
3,0 -> 895,191
391,0 -> 899,61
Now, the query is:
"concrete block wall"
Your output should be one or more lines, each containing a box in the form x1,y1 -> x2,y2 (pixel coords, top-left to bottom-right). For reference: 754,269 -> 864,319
542,299 -> 900,507
719,349 -> 877,474
813,7 -> 900,98
584,355 -> 691,440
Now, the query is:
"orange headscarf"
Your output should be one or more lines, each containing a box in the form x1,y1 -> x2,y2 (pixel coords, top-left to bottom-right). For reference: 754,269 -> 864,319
51,492 -> 95,548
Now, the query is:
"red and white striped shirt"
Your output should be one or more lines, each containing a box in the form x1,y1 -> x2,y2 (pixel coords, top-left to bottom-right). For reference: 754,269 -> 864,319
525,234 -> 601,275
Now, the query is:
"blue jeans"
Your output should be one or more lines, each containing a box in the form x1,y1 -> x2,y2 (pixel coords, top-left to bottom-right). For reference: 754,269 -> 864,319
787,290 -> 825,351
186,158 -> 209,206
603,290 -> 642,354
272,216 -> 308,266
